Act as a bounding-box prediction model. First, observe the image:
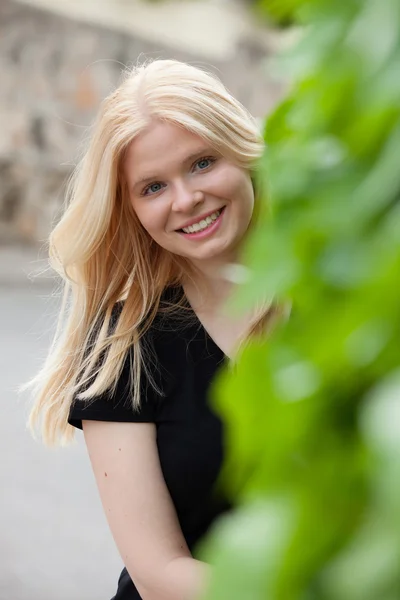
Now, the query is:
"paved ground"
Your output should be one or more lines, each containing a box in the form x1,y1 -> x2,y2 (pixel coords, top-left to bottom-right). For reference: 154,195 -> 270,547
0,247 -> 123,600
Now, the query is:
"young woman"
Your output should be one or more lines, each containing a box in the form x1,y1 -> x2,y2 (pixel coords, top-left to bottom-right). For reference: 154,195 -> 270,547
26,59 -> 274,600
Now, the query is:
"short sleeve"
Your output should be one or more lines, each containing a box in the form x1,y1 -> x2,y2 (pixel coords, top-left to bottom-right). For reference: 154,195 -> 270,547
68,346 -> 159,430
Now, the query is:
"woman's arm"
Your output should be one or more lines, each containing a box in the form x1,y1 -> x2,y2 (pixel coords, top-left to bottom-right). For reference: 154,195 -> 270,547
161,556 -> 211,600
143,557 -> 211,600
82,420 -> 212,600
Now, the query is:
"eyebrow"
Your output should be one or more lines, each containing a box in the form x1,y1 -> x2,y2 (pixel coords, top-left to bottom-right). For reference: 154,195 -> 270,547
132,147 -> 216,189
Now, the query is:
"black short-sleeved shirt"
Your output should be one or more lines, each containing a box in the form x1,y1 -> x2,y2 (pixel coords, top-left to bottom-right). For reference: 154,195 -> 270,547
68,286 -> 232,600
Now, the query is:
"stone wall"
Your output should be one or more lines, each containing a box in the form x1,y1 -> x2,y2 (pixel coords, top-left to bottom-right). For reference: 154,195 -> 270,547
0,0 -> 283,245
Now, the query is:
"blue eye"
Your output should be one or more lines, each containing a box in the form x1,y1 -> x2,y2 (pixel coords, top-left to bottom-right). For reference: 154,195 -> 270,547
195,157 -> 215,171
142,182 -> 163,196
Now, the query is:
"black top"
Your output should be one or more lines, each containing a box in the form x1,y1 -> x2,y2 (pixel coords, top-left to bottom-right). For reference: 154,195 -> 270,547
68,286 -> 232,600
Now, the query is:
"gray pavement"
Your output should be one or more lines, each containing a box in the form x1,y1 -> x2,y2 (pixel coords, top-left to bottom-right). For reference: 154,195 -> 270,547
0,247 -> 123,600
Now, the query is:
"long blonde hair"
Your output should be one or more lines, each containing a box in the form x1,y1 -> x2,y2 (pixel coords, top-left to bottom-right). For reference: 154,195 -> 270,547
23,58 -> 265,446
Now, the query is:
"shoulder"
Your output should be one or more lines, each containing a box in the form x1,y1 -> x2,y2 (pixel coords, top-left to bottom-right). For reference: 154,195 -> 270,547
114,284 -> 186,327
68,286 -> 193,430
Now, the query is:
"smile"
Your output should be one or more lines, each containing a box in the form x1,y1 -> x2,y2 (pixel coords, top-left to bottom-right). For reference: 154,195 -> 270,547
177,206 -> 226,240
180,208 -> 222,233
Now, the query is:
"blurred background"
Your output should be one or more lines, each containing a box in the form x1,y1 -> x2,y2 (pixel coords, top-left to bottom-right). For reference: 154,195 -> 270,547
0,1 -> 286,598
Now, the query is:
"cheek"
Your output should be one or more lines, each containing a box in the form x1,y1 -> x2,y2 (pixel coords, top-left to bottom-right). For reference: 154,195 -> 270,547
219,170 -> 254,216
209,165 -> 253,204
130,200 -> 146,229
130,199 -> 165,235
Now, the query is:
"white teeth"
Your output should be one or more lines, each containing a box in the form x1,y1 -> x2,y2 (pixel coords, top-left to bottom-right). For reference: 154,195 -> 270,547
182,209 -> 222,234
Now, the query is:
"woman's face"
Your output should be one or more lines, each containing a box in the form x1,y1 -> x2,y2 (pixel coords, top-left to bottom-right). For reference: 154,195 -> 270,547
123,120 -> 255,267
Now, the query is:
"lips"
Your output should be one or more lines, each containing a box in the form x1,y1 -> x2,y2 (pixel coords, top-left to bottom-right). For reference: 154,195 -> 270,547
175,206 -> 225,232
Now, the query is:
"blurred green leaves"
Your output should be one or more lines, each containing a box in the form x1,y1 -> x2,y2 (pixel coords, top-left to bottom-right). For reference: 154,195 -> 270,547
249,0 -> 308,27
199,0 -> 400,598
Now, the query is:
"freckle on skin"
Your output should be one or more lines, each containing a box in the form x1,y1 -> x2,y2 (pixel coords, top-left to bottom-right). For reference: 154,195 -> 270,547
119,448 -> 121,451
105,472 -> 107,477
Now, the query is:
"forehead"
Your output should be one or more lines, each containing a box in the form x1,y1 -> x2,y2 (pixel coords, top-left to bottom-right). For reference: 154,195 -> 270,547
123,121 -> 211,185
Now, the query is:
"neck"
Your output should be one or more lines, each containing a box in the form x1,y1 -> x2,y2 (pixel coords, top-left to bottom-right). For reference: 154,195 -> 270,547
182,254 -> 241,311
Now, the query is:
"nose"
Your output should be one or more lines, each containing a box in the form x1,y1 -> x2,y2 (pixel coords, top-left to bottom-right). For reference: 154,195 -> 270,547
171,180 -> 204,213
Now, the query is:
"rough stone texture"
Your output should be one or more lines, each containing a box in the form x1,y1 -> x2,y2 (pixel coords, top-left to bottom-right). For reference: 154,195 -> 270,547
0,0 -> 283,246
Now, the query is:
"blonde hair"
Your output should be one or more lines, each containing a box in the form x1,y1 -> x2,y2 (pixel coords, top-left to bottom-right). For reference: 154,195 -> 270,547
22,58 -> 265,446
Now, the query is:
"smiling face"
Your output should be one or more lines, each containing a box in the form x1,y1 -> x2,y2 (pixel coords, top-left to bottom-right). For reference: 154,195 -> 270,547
123,120 -> 255,270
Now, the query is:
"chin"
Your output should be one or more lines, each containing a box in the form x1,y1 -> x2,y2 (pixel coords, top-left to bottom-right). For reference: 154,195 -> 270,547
189,245 -> 232,263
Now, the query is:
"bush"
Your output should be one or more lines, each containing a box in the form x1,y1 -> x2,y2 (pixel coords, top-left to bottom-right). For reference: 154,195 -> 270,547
198,1 -> 400,598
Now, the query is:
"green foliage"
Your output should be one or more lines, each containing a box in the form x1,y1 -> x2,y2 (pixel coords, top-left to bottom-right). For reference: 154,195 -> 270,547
197,0 -> 400,598
249,0 -> 307,27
